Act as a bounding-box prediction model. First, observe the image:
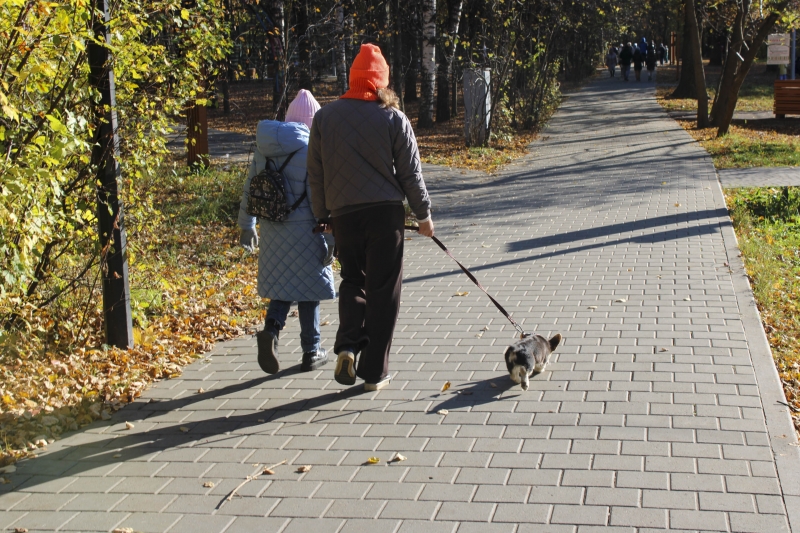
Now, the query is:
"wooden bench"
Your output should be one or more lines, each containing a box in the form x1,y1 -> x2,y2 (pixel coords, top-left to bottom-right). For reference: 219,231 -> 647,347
774,80 -> 800,119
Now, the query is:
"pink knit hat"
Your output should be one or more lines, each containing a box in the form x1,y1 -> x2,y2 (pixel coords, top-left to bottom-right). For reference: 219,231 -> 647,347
285,89 -> 320,129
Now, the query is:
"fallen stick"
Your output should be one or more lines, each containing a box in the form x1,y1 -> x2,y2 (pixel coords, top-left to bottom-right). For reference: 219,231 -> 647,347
225,459 -> 287,502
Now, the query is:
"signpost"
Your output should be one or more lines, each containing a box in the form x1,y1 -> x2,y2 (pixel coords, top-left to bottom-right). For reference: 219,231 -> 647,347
87,0 -> 134,349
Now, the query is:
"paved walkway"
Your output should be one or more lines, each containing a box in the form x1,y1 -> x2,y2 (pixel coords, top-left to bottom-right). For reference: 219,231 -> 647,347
3,76 -> 800,533
718,166 -> 800,188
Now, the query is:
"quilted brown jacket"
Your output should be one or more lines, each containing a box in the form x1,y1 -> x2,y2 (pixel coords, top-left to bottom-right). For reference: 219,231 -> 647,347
307,98 -> 431,221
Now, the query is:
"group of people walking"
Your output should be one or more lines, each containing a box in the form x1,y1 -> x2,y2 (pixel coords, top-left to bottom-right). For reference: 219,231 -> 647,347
238,43 -> 434,391
605,38 -> 667,82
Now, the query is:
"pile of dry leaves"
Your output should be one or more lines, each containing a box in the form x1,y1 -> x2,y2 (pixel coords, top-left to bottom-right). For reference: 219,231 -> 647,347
1,197 -> 263,466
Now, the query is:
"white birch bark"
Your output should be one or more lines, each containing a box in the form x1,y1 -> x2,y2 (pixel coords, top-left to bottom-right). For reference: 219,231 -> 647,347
418,0 -> 436,127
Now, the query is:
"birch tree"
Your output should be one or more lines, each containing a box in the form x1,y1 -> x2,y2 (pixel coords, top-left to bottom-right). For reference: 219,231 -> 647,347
418,0 -> 436,127
335,3 -> 348,94
436,0 -> 463,122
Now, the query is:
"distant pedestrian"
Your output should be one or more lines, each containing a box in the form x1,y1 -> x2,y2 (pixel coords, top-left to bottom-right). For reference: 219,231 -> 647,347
605,47 -> 618,78
632,44 -> 644,82
646,43 -> 657,81
619,42 -> 633,82
308,43 -> 433,392
658,43 -> 668,65
238,89 -> 336,375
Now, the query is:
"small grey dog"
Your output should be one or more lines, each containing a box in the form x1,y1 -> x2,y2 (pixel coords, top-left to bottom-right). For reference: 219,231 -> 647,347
504,333 -> 562,390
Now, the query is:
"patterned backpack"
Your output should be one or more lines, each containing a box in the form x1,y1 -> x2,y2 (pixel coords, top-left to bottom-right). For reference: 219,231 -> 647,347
246,150 -> 307,221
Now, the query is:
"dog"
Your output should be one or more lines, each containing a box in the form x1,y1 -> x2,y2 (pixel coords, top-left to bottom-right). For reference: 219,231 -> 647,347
504,333 -> 562,390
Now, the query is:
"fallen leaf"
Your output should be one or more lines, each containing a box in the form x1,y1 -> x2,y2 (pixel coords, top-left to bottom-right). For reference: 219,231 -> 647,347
482,244 -> 490,248
437,409 -> 449,415
490,383 -> 497,388
683,297 -> 691,301
263,468 -> 275,475
475,332 -> 484,338
113,454 -> 122,458
289,310 -> 299,317
661,181 -> 667,185
125,422 -> 134,430
296,465 -> 311,473
789,442 -> 800,447
588,306 -> 598,310
459,391 -> 473,396
197,388 -> 205,394
454,291 -> 469,297
659,348 -> 668,352
367,457 -> 381,464
112,529 -> 134,533
179,426 -> 190,433
15,528 -> 29,533
674,203 -> 681,207
203,481 -> 215,488
257,419 -> 265,423
393,453 -> 407,462
320,321 -> 331,326
0,477 -> 10,484
615,298 -> 627,303
441,381 -> 451,392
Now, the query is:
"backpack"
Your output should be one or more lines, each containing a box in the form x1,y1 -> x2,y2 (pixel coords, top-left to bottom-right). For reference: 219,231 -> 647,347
246,150 -> 307,221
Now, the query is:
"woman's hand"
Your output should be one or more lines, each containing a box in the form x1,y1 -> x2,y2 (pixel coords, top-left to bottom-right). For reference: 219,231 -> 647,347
418,218 -> 434,237
239,229 -> 258,252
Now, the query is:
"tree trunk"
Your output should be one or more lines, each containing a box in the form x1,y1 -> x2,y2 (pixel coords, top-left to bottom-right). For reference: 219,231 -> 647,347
392,0 -> 405,111
271,0 -> 286,119
335,4 -> 348,94
670,1 -> 697,99
715,10 -> 783,136
436,0 -> 463,122
404,24 -> 419,101
418,0 -> 436,128
710,1 -> 748,125
685,0 -> 709,127
295,0 -> 312,91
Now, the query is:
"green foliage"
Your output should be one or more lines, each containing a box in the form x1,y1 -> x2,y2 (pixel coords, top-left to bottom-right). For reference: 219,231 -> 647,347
726,187 -> 800,389
0,0 -> 230,323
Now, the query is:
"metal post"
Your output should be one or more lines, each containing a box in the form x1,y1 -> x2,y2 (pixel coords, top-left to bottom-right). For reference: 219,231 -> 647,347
792,29 -> 796,81
88,0 -> 134,349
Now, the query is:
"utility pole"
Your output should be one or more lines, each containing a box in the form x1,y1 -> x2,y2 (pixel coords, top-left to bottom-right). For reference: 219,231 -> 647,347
87,0 -> 134,349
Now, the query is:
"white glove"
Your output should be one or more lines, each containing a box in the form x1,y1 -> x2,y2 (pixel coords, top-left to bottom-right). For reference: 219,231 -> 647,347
239,228 -> 258,252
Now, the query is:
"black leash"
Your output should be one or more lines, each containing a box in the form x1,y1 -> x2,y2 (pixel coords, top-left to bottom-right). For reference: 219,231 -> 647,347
405,225 -> 527,337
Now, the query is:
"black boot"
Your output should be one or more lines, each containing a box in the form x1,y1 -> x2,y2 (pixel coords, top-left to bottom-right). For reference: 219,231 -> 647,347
256,319 -> 280,374
301,348 -> 329,372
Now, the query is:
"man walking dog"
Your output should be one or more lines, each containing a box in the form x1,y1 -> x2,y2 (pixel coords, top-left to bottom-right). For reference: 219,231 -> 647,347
308,43 -> 434,391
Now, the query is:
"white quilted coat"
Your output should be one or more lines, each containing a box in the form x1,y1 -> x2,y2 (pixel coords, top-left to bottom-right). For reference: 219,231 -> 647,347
238,120 -> 336,302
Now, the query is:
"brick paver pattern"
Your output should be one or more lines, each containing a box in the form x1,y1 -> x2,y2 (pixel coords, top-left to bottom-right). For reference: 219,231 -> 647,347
718,166 -> 800,188
1,76 -> 794,532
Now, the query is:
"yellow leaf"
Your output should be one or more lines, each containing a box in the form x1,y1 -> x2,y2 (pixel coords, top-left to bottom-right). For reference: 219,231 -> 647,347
441,381 -> 451,392
367,457 -> 380,464
296,465 -> 311,472
454,291 -> 469,297
181,8 -> 190,20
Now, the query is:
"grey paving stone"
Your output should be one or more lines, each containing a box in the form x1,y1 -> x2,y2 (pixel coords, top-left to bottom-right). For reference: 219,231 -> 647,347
4,74 -> 796,533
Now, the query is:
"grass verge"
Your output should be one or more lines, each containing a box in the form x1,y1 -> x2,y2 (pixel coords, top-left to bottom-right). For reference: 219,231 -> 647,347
725,187 -> 800,433
677,119 -> 800,169
0,162 -> 263,467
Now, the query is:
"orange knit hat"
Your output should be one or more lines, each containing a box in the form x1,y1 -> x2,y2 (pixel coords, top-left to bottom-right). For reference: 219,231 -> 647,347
341,43 -> 389,101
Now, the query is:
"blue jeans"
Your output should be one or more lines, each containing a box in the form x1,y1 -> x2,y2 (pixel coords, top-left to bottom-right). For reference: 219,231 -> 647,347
266,300 -> 320,353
